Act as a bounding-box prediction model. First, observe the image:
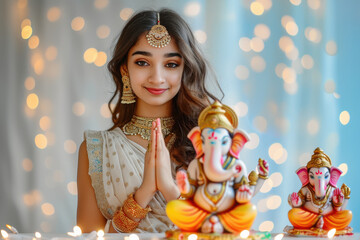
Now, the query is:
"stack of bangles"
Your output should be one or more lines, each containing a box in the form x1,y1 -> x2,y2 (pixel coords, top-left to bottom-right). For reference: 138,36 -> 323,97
112,193 -> 152,232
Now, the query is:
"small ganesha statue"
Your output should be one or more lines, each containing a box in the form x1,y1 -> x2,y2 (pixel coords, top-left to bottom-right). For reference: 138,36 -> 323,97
166,101 -> 269,234
286,147 -> 352,236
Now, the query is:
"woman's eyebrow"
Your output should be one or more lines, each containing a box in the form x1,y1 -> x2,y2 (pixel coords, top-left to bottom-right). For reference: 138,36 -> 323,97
131,51 -> 182,58
164,52 -> 182,58
132,51 -> 152,56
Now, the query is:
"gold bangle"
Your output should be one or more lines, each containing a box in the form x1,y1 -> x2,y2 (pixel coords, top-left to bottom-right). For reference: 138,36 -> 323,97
112,207 -> 139,232
123,193 -> 151,219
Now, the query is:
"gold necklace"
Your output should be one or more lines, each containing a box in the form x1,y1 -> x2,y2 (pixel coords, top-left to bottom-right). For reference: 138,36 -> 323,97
122,115 -> 175,141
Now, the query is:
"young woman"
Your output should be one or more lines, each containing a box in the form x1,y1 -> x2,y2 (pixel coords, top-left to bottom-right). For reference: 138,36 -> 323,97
77,9 -> 222,233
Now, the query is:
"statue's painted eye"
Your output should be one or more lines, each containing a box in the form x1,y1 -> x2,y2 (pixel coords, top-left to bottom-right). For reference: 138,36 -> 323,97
325,174 -> 329,179
222,136 -> 229,145
310,175 -> 314,179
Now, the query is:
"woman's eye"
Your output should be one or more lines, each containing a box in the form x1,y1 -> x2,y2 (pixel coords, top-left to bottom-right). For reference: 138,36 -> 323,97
310,175 -> 314,179
135,61 -> 149,66
166,63 -> 178,68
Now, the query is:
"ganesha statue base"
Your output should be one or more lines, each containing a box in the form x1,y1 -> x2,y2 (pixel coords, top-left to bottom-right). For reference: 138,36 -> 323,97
285,147 -> 353,237
166,101 -> 269,234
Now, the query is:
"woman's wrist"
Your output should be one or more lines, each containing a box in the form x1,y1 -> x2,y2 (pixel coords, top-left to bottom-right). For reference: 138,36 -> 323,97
134,185 -> 156,208
160,181 -> 180,202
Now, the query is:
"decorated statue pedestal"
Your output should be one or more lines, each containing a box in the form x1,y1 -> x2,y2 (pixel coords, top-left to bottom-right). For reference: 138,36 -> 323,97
285,147 -> 353,237
166,101 -> 270,239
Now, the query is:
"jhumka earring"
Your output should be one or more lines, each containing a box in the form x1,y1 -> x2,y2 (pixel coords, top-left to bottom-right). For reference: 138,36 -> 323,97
121,74 -> 136,104
146,12 -> 171,48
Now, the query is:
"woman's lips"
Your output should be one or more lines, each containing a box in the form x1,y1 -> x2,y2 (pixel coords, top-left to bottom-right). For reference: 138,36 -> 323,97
146,88 -> 167,95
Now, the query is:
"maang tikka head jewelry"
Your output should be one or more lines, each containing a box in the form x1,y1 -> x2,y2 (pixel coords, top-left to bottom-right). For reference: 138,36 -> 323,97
120,66 -> 136,104
146,12 -> 171,48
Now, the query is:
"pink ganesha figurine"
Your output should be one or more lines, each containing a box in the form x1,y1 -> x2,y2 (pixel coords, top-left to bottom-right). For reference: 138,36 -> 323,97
286,147 -> 353,236
166,101 -> 269,234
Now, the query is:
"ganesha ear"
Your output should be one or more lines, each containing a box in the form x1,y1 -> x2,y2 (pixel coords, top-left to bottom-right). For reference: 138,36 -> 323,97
296,167 -> 309,187
329,166 -> 342,188
229,129 -> 249,159
187,126 -> 203,159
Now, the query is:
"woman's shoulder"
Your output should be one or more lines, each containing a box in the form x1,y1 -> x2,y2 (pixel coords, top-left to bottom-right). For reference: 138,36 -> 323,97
83,127 -> 124,141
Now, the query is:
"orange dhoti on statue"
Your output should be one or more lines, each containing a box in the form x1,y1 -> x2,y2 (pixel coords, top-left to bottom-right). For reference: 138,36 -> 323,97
166,200 -> 257,233
288,208 -> 352,230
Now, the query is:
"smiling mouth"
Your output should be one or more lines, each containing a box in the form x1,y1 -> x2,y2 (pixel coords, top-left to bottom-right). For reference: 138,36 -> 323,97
145,88 -> 167,95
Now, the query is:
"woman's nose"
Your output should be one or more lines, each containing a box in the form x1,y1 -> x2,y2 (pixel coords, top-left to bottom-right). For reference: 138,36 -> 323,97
148,65 -> 165,84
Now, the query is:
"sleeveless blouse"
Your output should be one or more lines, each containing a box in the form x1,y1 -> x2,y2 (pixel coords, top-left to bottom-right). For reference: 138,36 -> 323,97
84,128 -> 175,232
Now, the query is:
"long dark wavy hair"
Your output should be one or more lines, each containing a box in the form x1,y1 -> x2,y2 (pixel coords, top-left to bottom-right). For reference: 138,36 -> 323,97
107,9 -> 223,168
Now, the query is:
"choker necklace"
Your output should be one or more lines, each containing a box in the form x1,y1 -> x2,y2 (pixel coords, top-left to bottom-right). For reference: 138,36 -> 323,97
122,115 -> 175,141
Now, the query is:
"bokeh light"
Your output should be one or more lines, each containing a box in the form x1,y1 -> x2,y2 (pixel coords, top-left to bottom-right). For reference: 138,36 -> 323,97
21,25 -> 32,39
285,21 -> 298,36
257,0 -> 272,11
72,102 -> 85,116
97,25 -> 110,39
338,163 -> 348,176
27,93 -> 39,109
24,76 -> 35,90
324,79 -> 336,93
260,178 -> 273,193
305,27 -> 322,43
28,35 -> 39,49
71,17 -> 85,31
301,54 -> 314,69
47,7 -> 61,22
339,111 -> 350,125
290,0 -> 301,6
45,46 -> 58,61
41,203 -> 55,216
279,36 -> 294,53
94,0 -> 108,9
307,118 -> 319,135
184,2 -> 201,17
254,24 -> 270,40
307,0 -> 321,10
258,221 -> 274,232
194,30 -> 207,44
21,18 -> 31,28
31,53 -> 45,75
250,55 -> 266,72
266,195 -> 282,209
253,116 -> 267,132
250,2 -> 264,16
235,65 -> 249,80
35,134 -> 48,149
17,0 -> 27,8
245,133 -> 259,150
326,41 -> 337,56
282,67 -> 296,83
284,81 -> 298,95
100,103 -> 112,118
239,37 -> 251,52
250,37 -> 264,52
120,8 -> 134,21
64,140 -> 77,154
269,172 -> 283,187
22,158 -> 33,172
39,116 -> 51,131
67,181 -> 78,195
83,48 -> 98,63
268,143 -> 284,162
257,198 -> 268,212
94,51 -> 107,67
232,102 -> 248,118
275,63 -> 287,78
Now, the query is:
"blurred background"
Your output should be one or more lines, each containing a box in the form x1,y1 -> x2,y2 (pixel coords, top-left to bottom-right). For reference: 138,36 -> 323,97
0,0 -> 359,234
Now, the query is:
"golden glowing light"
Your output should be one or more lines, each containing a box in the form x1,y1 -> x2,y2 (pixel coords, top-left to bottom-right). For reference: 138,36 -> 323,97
120,8 -> 134,21
282,67 -> 296,83
279,36 -> 294,53
194,30 -> 207,44
275,63 -> 287,78
47,7 -> 61,22
94,0 -> 108,9
22,158 -> 33,172
94,51 -> 107,67
83,48 -> 98,63
326,41 -> 337,56
290,0 -> 301,6
286,47 -> 299,60
97,230 -> 104,237
281,15 -> 294,28
39,116 -> 51,131
31,53 -> 45,75
129,234 -> 140,240
21,25 -> 33,39
235,65 -> 249,80
305,27 -> 322,43
268,143 -> 284,161
338,163 -> 348,176
71,17 -> 85,31
239,37 -> 251,52
35,232 -> 41,238
307,118 -> 319,135
97,25 -> 110,39
28,35 -> 39,49
257,199 -> 268,212
67,181 -> 78,195
307,0 -> 321,10
327,228 -> 336,238
266,195 -> 282,209
73,226 -> 82,236
260,178 -> 273,193
333,92 -> 340,99
17,0 -> 27,8
250,37 -> 264,52
258,221 -> 274,232
276,147 -> 288,164
246,133 -> 259,150
25,76 -> 35,90
254,24 -> 271,40
339,111 -> 350,125
1,229 -> 9,238
250,2 -> 264,16
184,2 -> 201,17
301,54 -> 314,69
45,132 -> 55,146
100,103 -> 112,118
239,230 -> 250,239
284,81 -> 298,95
21,18 -> 31,28
269,172 -> 283,187
253,116 -> 267,132
324,79 -> 336,93
45,46 -> 58,61
73,102 -> 85,116
257,0 -> 272,10
35,134 -> 47,149
27,93 -> 39,109
233,102 -> 248,118
250,55 -> 266,72
64,140 -> 77,154
187,234 -> 197,240
285,21 -> 298,36
41,203 -> 55,216
274,233 -> 284,240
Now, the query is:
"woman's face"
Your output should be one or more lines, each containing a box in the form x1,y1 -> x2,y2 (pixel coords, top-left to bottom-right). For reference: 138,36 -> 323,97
126,33 -> 184,110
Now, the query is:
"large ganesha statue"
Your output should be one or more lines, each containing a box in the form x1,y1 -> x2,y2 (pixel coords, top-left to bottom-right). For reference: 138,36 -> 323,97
166,101 -> 269,234
286,147 -> 352,236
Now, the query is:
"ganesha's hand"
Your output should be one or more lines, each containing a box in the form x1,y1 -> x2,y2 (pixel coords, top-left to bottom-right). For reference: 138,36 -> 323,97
176,170 -> 190,194
236,185 -> 253,203
332,188 -> 344,210
288,192 -> 302,207
258,159 -> 269,178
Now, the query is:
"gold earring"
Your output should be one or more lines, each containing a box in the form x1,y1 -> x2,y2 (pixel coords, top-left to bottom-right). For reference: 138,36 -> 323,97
121,75 -> 136,104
